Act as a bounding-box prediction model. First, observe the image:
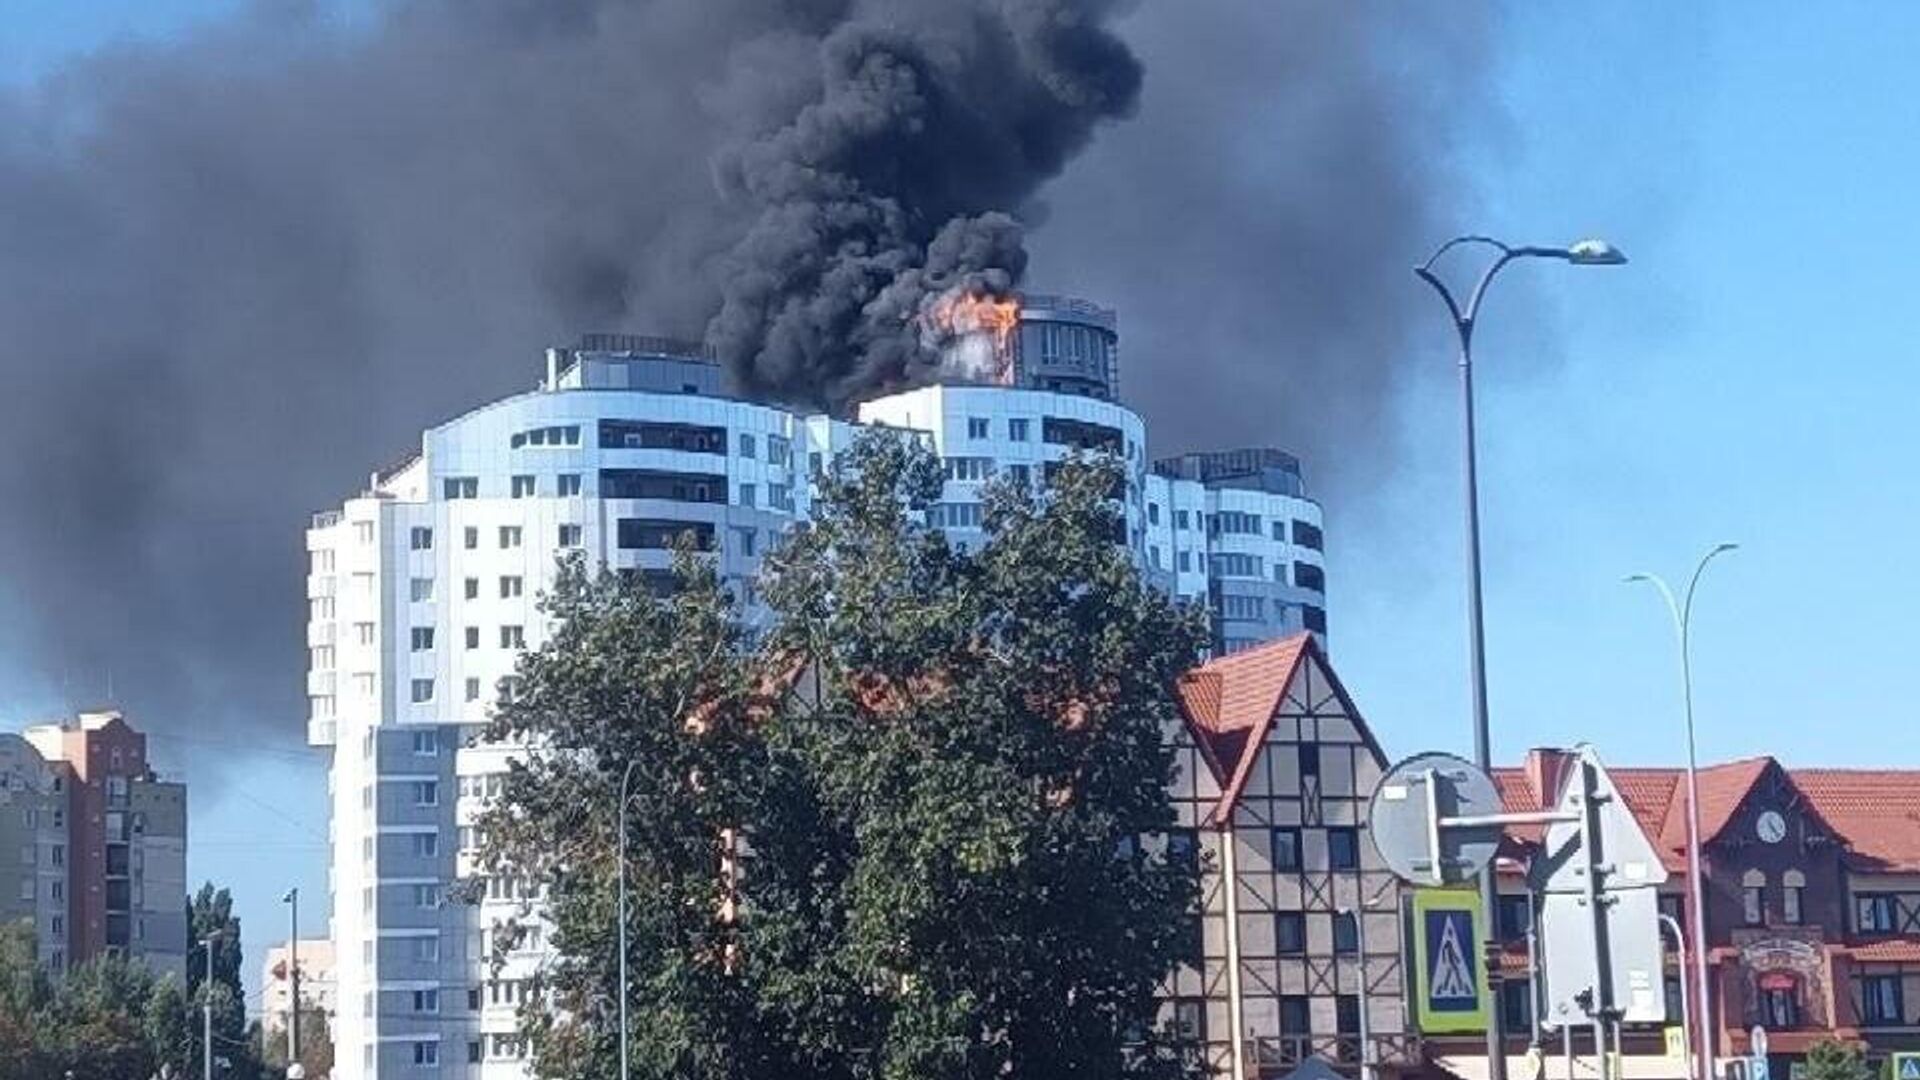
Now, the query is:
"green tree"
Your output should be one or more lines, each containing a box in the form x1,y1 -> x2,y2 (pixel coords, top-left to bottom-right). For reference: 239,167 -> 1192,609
261,1005 -> 335,1079
482,431 -> 1207,1079
1804,1038 -> 1873,1080
185,882 -> 260,1079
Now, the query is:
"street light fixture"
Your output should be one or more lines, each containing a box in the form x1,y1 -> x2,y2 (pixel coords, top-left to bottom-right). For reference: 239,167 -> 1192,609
1627,542 -> 1738,1080
1416,233 -> 1626,1080
282,887 -> 302,1079
199,930 -> 225,1080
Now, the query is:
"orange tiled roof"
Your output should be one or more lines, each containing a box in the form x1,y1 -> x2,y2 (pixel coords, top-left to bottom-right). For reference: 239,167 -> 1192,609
1173,634 -> 1383,824
1495,752 -> 1920,876
1842,936 -> 1920,963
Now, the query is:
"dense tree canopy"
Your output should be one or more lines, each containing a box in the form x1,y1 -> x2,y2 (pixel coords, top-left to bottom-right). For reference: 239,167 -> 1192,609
480,431 -> 1209,1080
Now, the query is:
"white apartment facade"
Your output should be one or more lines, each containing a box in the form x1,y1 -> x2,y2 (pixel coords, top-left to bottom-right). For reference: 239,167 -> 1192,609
262,937 -> 338,1037
308,323 -> 1326,1077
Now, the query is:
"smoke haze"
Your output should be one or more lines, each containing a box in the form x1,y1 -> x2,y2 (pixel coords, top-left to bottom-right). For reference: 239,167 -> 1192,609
0,1 -> 1491,754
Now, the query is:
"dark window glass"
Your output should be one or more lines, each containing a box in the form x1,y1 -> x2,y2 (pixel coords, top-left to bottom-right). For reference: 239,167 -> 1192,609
1275,912 -> 1307,955
1328,827 -> 1360,871
1333,912 -> 1359,955
615,518 -> 715,551
1279,996 -> 1311,1035
1863,975 -> 1905,1026
1298,744 -> 1320,778
1336,994 -> 1361,1036
1291,520 -> 1324,550
1271,828 -> 1301,872
1497,894 -> 1532,941
597,420 -> 725,454
1501,979 -> 1534,1033
1293,562 -> 1326,592
1303,605 -> 1329,634
1172,999 -> 1205,1044
599,468 -> 727,503
1166,829 -> 1199,876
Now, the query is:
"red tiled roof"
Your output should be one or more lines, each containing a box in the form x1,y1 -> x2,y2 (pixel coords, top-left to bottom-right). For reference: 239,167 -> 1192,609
1495,752 -> 1920,877
1795,769 -> 1920,872
1842,937 -> 1920,963
1173,634 -> 1384,825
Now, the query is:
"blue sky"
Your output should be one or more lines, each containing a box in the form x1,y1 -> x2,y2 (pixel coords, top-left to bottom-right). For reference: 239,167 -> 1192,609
4,2 -> 1916,1003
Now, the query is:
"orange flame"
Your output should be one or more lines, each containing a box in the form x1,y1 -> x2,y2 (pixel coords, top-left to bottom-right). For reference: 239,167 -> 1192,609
925,290 -> 1021,351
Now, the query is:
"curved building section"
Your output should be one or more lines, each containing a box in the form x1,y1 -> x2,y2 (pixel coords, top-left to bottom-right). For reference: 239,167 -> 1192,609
856,384 -> 1149,552
1013,293 -> 1120,400
1145,448 -> 1327,653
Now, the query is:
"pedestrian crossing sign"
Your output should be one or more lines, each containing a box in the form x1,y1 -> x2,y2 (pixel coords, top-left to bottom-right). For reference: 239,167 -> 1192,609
1893,1053 -> 1920,1080
1412,887 -> 1491,1033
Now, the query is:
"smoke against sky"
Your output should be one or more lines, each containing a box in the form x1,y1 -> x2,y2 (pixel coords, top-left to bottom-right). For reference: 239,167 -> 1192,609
0,1 -> 1493,755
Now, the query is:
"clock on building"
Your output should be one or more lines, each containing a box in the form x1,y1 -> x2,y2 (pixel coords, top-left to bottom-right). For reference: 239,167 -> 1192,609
1757,809 -> 1788,844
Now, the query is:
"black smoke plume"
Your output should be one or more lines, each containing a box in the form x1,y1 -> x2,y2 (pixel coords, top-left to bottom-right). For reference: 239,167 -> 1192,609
0,1 -> 1488,753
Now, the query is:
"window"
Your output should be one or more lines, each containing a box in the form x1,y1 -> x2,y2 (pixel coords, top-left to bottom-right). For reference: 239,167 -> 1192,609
412,730 -> 438,756
1216,510 -> 1262,535
500,576 -> 523,599
1006,463 -> 1030,488
1863,974 -> 1905,1026
501,625 -> 525,649
1147,502 -> 1159,525
1742,869 -> 1767,925
443,477 -> 478,500
1171,999 -> 1205,1044
944,457 -> 995,482
1290,519 -> 1323,550
1501,979 -> 1535,1033
1279,996 -> 1310,1035
1209,553 -> 1262,578
355,622 -> 376,645
413,884 -> 441,910
354,520 -> 376,544
412,1041 -> 438,1066
465,678 -> 481,703
769,483 -> 793,511
1658,892 -> 1684,927
738,482 -> 756,508
1294,562 -> 1326,592
1336,994 -> 1361,1037
463,526 -> 479,550
353,672 -> 376,697
412,781 -> 438,806
410,678 -> 434,704
767,434 -> 790,466
1857,894 -> 1897,933
510,475 -> 536,498
1333,912 -> 1359,954
1149,545 -> 1161,569
1220,594 -> 1264,620
413,988 -> 440,1013
557,473 -> 582,497
1761,980 -> 1799,1028
1175,509 -> 1190,530
1298,744 -> 1320,778
1008,418 -> 1030,442
732,527 -> 757,558
1272,521 -> 1287,541
1165,829 -> 1199,876
410,627 -> 434,651
1303,605 -> 1328,634
499,526 -> 522,548
1271,828 -> 1301,872
1176,551 -> 1191,573
1497,894 -> 1533,941
925,503 -> 985,529
1783,870 -> 1806,925
968,416 -> 990,439
409,577 -> 435,602
558,523 -> 583,547
463,577 -> 479,600
411,833 -> 439,857
410,526 -> 433,550
1328,826 -> 1360,871
1275,912 -> 1306,955
462,626 -> 479,650
738,432 -> 756,458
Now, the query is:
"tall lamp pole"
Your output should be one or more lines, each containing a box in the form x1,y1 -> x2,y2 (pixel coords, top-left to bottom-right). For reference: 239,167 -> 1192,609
1628,543 -> 1738,1080
200,931 -> 222,1080
283,887 -> 302,1078
1416,234 -> 1627,1080
617,758 -> 641,1080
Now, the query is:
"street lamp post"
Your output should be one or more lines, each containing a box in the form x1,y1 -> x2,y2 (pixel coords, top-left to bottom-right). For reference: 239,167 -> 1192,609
1629,543 -> 1738,1080
617,758 -> 641,1080
283,887 -> 301,1077
1340,901 -> 1379,1080
1416,234 -> 1626,1080
200,931 -> 221,1080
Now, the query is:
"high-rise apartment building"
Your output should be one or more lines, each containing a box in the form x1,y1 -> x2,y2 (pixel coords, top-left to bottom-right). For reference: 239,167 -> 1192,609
308,299 -> 1327,1077
0,710 -> 188,979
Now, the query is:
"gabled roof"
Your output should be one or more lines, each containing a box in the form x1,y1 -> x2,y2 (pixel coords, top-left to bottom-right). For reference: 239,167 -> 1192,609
1795,769 -> 1920,872
1495,751 -> 1914,874
1173,633 -> 1383,825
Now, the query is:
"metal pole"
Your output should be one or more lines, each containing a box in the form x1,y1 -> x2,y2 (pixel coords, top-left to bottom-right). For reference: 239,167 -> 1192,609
618,759 -> 638,1080
1629,544 -> 1735,1080
288,888 -> 301,1069
1353,904 -> 1373,1080
1660,914 -> 1693,1080
1576,759 -> 1613,1080
203,934 -> 216,1080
